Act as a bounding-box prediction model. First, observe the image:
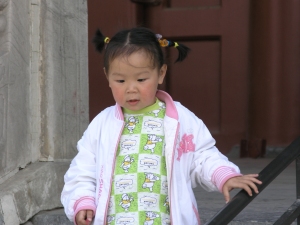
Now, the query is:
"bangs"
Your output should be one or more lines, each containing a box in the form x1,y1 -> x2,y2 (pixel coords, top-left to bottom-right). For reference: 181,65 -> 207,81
104,44 -> 158,72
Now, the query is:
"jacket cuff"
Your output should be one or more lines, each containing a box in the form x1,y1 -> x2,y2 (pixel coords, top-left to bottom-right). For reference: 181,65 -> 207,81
73,197 -> 96,224
212,166 -> 242,193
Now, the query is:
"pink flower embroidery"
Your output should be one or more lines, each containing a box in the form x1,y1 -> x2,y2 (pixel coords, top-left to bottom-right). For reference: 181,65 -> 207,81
177,134 -> 195,161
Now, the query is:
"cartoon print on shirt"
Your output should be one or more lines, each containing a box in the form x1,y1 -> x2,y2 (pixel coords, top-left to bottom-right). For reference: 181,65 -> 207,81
162,218 -> 171,225
144,211 -> 160,225
142,172 -> 160,192
119,193 -> 134,211
120,155 -> 134,173
108,198 -> 114,210
125,116 -> 139,133
163,195 -> 169,213
116,178 -> 134,189
140,195 -> 158,207
116,216 -> 135,225
177,134 -> 195,161
107,215 -> 115,224
140,157 -> 158,168
144,120 -> 162,130
121,139 -> 136,151
161,180 -> 168,194
144,134 -> 162,154
149,101 -> 166,117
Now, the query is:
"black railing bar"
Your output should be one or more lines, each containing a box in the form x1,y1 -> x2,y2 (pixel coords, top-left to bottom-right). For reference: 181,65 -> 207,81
205,136 -> 300,225
273,199 -> 300,225
258,137 -> 300,191
296,157 -> 300,225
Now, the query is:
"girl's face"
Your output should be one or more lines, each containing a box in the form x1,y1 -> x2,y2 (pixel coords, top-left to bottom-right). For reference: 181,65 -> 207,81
105,51 -> 167,111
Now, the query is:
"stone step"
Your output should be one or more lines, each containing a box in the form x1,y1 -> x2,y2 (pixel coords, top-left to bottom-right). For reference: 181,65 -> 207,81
24,208 -> 296,225
24,209 -> 72,225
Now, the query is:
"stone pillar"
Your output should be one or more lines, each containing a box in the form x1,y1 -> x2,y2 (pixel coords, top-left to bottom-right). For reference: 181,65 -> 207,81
0,0 -> 89,224
0,0 -> 32,184
39,0 -> 89,161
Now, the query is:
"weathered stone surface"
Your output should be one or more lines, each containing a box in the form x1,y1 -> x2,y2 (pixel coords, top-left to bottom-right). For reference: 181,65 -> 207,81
0,210 -> 4,225
0,162 -> 69,224
0,0 -> 31,184
0,0 -> 88,184
21,222 -> 33,225
30,0 -> 43,166
0,0 -> 88,224
31,209 -> 72,225
39,0 -> 89,161
0,0 -> 88,222
0,195 -> 19,225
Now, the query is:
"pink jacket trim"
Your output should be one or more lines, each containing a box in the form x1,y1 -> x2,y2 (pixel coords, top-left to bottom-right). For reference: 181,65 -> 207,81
212,166 -> 242,192
115,103 -> 124,120
73,196 -> 96,224
156,90 -> 178,120
192,203 -> 201,225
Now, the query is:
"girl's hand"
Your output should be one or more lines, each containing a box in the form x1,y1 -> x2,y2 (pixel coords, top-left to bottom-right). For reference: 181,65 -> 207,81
222,174 -> 262,203
75,210 -> 94,225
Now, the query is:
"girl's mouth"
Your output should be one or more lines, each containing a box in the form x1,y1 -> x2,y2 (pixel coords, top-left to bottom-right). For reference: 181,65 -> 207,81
127,99 -> 139,106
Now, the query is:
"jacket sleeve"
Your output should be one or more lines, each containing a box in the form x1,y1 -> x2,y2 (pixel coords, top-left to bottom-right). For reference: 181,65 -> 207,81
187,113 -> 241,192
61,117 -> 100,222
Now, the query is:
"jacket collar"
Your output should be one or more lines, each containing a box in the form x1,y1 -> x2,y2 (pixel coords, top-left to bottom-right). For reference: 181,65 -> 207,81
114,90 -> 178,120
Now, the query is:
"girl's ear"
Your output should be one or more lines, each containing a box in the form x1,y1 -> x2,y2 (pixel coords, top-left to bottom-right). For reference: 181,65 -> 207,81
103,67 -> 108,80
158,64 -> 167,84
104,67 -> 111,88
103,67 -> 107,78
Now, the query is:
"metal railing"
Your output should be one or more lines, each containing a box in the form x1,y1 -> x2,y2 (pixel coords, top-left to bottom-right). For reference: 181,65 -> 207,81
205,137 -> 300,225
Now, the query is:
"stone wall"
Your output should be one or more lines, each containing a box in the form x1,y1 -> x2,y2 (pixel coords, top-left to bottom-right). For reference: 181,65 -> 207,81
0,0 -> 32,185
0,0 -> 88,224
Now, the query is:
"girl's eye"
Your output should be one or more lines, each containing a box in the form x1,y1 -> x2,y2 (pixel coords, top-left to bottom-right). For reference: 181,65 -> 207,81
138,79 -> 146,82
116,80 -> 125,83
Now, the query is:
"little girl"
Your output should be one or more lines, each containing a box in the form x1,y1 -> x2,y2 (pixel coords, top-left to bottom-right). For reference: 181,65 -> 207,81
61,27 -> 261,225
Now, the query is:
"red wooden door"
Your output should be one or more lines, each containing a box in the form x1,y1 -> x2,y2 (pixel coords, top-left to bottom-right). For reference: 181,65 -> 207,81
141,0 -> 250,153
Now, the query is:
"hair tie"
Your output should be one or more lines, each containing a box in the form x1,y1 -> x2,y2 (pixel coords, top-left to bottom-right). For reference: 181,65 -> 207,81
104,37 -> 110,44
156,34 -> 180,48
156,34 -> 162,39
159,39 -> 169,47
156,34 -> 169,47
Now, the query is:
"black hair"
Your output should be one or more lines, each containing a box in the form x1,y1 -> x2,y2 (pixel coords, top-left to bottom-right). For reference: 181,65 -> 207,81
93,27 -> 190,71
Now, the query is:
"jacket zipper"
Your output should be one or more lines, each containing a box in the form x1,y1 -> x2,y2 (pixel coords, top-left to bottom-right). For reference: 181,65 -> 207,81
103,123 -> 125,224
169,123 -> 180,225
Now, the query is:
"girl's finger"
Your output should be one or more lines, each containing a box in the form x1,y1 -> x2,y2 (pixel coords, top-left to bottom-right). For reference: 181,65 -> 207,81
244,174 -> 259,177
223,188 -> 230,203
86,210 -> 93,224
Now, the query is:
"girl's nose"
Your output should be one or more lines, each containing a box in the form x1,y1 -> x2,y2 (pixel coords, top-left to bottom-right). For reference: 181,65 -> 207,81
126,82 -> 137,93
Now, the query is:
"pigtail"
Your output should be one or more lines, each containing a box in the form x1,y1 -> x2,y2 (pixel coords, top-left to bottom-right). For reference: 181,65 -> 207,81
168,40 -> 190,62
93,29 -> 110,53
157,34 -> 190,63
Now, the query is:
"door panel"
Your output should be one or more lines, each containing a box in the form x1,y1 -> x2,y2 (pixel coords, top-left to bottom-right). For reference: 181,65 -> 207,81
168,40 -> 221,133
145,0 -> 250,153
171,0 -> 221,8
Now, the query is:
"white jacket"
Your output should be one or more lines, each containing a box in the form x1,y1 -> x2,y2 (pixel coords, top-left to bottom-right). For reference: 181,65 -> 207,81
61,90 -> 241,225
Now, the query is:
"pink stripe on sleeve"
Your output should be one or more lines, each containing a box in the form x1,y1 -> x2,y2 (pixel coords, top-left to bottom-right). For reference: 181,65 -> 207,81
73,197 -> 96,225
212,166 -> 242,193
